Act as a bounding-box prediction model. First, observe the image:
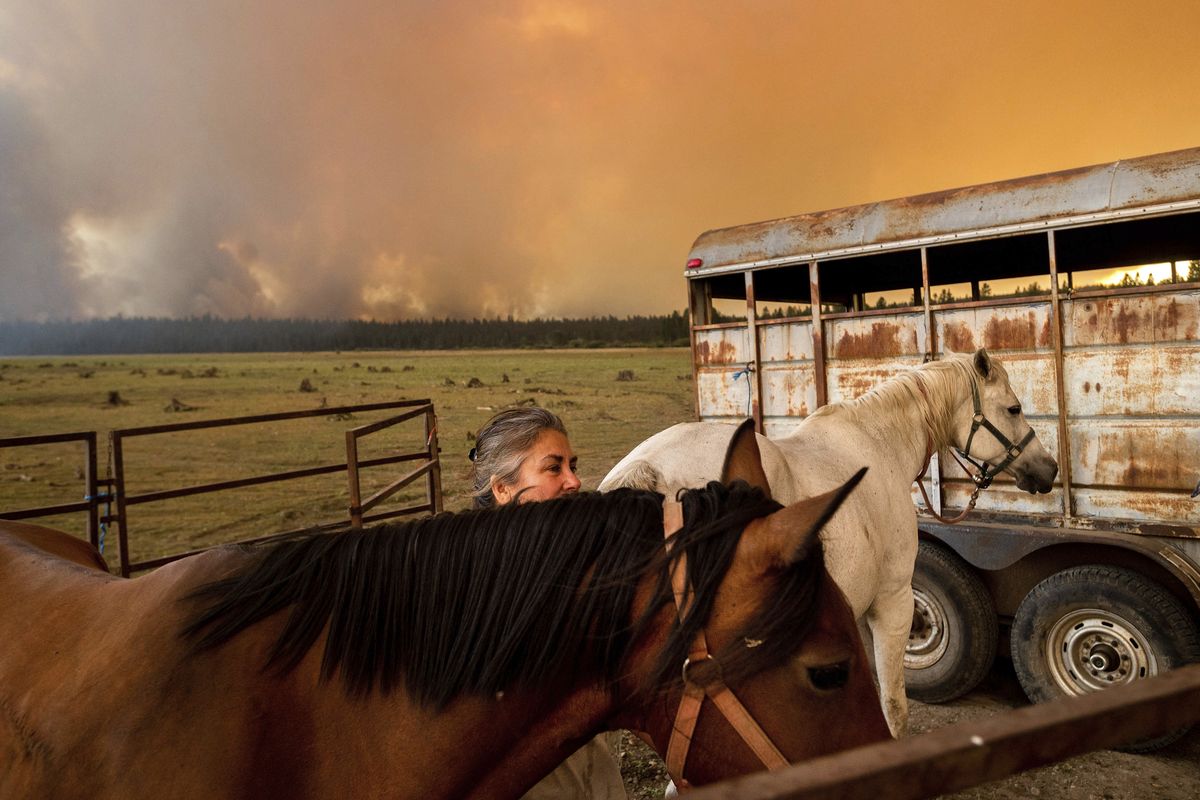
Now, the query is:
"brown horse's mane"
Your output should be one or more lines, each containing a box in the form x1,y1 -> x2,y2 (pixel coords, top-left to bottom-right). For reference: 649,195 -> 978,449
182,483 -> 825,709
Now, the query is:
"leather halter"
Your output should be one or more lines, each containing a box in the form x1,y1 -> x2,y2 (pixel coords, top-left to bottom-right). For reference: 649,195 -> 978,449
913,376 -> 1036,524
660,499 -> 789,789
956,376 -> 1036,489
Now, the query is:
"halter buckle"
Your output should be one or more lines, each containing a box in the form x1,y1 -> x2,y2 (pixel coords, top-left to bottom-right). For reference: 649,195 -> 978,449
682,654 -> 720,688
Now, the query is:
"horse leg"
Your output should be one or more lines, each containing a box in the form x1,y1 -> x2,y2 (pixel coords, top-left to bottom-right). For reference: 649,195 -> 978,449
867,584 -> 915,738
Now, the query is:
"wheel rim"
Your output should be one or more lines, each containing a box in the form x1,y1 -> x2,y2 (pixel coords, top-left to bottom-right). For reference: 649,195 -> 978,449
906,586 -> 948,670
1045,608 -> 1158,695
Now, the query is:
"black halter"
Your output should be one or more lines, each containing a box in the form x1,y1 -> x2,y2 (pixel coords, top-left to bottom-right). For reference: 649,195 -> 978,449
955,377 -> 1036,490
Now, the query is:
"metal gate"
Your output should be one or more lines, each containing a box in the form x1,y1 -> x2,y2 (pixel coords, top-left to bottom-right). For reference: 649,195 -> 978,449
0,398 -> 442,576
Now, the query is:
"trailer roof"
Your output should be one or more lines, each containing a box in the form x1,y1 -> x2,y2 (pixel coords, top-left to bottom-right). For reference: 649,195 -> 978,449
687,147 -> 1200,275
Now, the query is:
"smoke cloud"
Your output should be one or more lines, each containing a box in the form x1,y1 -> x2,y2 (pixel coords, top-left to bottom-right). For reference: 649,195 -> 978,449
2,1 -> 1199,322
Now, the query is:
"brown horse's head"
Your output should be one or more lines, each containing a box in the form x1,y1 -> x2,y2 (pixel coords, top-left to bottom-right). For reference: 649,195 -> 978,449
613,420 -> 889,787
179,418 -> 888,796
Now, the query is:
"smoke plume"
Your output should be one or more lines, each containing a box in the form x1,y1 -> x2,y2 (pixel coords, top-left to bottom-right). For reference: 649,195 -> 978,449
2,1 -> 1199,322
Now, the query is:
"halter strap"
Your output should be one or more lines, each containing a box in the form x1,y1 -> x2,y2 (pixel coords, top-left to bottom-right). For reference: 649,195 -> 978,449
661,499 -> 789,790
958,377 -> 1037,489
911,375 -> 1035,524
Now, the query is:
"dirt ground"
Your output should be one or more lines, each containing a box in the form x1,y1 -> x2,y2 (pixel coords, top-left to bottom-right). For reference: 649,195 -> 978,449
616,660 -> 1200,799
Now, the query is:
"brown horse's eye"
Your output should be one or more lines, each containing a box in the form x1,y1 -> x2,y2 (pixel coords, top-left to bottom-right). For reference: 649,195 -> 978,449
1007,405 -> 1021,416
808,662 -> 850,691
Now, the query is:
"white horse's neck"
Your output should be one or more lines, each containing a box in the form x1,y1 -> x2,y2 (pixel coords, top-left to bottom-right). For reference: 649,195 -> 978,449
783,361 -> 973,483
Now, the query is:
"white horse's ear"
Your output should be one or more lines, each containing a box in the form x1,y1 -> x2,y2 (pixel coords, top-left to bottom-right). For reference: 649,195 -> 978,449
973,348 -> 993,380
721,418 -> 771,499
751,467 -> 868,571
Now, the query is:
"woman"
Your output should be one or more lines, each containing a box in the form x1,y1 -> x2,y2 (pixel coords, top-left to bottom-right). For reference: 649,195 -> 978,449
470,407 -> 582,508
470,407 -> 628,800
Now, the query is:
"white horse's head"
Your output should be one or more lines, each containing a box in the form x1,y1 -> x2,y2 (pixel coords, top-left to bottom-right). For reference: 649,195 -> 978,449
953,349 -> 1058,495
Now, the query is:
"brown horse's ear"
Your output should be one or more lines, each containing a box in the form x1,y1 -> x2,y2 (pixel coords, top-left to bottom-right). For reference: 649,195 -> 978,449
720,418 -> 771,499
973,348 -> 993,381
748,467 -> 868,572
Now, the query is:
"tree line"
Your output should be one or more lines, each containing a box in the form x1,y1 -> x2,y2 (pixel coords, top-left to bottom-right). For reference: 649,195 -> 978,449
0,313 -> 692,355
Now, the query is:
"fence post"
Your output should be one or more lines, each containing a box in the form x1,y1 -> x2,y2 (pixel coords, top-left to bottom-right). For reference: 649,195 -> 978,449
425,407 -> 443,514
346,430 -> 362,528
110,432 -> 132,577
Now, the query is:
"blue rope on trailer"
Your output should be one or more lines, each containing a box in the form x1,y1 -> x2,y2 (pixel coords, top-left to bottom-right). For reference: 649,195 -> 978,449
731,363 -> 755,417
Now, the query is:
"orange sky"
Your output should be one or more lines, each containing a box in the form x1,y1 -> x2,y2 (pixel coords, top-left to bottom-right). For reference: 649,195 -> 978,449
2,0 -> 1199,321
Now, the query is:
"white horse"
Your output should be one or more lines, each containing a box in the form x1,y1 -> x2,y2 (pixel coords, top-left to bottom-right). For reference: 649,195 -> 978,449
601,349 -> 1058,736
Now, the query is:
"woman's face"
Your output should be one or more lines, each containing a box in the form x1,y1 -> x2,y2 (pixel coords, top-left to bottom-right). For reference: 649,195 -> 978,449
491,429 -> 581,505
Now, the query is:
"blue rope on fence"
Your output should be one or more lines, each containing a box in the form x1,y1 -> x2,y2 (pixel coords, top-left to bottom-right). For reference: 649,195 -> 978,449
85,492 -> 111,554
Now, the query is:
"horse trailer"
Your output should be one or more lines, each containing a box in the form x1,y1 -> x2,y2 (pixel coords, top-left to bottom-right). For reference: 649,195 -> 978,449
681,147 -> 1200,724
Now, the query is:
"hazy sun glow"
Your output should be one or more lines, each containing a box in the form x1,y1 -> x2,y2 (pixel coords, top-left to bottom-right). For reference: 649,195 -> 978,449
1100,263 -> 1179,286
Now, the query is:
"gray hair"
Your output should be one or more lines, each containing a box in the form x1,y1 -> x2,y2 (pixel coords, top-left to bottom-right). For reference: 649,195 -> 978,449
470,407 -> 568,508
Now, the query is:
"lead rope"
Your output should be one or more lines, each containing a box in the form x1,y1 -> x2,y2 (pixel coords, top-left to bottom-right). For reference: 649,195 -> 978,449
912,374 -> 1037,524
915,450 -> 981,524
912,379 -> 981,525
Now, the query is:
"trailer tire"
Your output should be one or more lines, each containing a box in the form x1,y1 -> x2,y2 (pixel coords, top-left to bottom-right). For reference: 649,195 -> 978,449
905,541 -> 998,703
1012,565 -> 1200,752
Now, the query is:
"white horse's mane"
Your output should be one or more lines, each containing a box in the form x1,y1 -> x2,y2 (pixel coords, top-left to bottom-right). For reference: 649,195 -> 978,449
807,356 -> 985,453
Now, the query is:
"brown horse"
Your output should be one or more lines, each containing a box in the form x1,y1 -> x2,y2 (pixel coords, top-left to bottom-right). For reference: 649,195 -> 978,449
0,425 -> 888,799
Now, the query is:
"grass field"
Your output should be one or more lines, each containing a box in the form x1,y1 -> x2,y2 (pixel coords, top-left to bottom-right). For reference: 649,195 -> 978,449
0,348 -> 694,565
1,347 -> 691,796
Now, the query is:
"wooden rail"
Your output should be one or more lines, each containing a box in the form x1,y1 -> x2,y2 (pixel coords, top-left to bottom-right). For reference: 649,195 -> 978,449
689,663 -> 1200,800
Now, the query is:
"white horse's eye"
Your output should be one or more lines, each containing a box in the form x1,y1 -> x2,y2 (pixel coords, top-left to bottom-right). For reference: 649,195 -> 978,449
1007,405 -> 1021,415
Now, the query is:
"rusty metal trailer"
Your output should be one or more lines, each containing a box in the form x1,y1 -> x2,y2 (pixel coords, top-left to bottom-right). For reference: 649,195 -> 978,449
682,147 -> 1200,724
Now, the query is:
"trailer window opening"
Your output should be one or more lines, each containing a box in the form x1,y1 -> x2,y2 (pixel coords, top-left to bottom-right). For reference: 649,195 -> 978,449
689,273 -> 748,325
928,282 -> 974,304
1057,210 -> 1200,290
924,232 -> 1053,303
710,298 -> 747,322
817,250 -> 922,314
862,288 -> 917,310
752,263 -> 813,320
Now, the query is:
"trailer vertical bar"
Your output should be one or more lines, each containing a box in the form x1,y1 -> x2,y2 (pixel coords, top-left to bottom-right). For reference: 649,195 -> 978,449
920,247 -> 936,360
744,271 -> 764,431
919,247 -> 943,514
687,278 -> 707,421
809,262 -> 828,409
1047,229 -> 1075,520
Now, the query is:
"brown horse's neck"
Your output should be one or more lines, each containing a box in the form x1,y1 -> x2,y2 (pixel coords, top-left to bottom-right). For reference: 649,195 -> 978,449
466,587 -> 678,797
240,641 -> 622,799
461,683 -> 618,799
